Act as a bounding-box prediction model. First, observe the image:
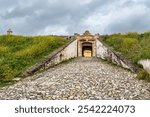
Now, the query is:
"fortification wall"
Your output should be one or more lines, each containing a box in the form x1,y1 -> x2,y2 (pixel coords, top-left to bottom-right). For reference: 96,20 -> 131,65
22,33 -> 138,78
96,39 -> 137,72
22,39 -> 77,77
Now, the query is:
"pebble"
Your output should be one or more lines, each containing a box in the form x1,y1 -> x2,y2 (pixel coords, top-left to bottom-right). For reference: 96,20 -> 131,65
0,57 -> 150,100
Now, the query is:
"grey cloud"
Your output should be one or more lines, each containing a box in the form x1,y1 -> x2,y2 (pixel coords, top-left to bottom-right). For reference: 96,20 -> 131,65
0,0 -> 150,35
105,1 -> 150,34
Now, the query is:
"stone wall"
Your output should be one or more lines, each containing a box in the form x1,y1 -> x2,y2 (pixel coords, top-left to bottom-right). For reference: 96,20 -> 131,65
96,39 -> 137,72
22,39 -> 77,77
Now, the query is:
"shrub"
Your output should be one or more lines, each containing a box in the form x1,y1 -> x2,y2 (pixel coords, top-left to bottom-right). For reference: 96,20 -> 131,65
137,70 -> 150,82
105,37 -> 122,50
121,38 -> 138,53
0,46 -> 10,53
126,32 -> 138,38
0,65 -> 14,80
122,38 -> 138,48
15,44 -> 47,57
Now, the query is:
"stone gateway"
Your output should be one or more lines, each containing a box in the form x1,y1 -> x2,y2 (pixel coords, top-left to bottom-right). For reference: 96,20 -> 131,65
74,30 -> 99,57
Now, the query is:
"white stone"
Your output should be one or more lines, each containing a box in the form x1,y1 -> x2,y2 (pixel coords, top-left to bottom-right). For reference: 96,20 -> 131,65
138,59 -> 150,73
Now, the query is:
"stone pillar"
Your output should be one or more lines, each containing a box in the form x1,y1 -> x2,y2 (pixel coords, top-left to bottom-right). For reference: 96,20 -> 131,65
77,40 -> 82,57
92,41 -> 96,57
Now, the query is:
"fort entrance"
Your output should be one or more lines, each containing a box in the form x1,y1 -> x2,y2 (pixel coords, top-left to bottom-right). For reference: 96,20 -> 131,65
82,42 -> 92,57
74,30 -> 99,57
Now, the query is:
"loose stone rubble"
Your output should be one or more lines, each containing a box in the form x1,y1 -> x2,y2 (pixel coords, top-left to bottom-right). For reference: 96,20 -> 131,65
0,57 -> 150,100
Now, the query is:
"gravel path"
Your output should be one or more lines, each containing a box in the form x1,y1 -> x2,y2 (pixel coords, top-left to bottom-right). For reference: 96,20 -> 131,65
0,57 -> 150,100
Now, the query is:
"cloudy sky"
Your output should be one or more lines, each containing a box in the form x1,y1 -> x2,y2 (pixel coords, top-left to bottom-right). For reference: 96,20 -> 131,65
0,0 -> 150,35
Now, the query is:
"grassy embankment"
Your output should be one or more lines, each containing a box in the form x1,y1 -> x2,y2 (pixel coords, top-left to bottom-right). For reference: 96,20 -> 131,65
103,32 -> 150,81
0,35 -> 68,87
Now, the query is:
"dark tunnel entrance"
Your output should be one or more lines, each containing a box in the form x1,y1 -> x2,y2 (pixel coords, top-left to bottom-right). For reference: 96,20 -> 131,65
82,42 -> 92,57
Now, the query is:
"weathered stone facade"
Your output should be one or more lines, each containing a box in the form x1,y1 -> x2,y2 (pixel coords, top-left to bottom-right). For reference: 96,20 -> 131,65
96,39 -> 137,72
74,31 -> 100,57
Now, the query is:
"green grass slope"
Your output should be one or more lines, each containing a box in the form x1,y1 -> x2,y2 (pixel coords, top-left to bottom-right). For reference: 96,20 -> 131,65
0,35 -> 68,87
103,32 -> 150,81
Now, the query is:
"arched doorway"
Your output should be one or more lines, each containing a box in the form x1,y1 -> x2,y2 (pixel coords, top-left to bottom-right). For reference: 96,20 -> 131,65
82,42 -> 93,57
